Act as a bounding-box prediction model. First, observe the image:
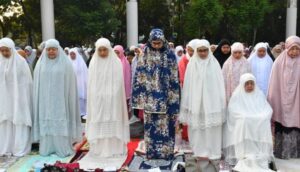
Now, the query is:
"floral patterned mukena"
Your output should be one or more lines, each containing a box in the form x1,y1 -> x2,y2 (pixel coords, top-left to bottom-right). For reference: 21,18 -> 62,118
132,29 -> 180,160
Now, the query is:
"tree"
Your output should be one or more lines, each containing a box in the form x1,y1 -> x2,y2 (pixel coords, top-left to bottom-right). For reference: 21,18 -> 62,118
54,0 -> 120,46
183,0 -> 224,42
224,0 -> 273,45
138,0 -> 172,42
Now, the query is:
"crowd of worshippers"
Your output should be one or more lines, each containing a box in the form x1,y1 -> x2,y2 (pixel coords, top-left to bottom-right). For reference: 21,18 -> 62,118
0,28 -> 299,171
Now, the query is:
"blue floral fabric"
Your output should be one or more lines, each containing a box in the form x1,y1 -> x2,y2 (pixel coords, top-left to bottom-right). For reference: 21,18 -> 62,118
132,29 -> 180,160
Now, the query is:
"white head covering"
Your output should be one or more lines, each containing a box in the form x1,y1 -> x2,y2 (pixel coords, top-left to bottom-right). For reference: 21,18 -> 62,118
179,39 -> 226,129
223,73 -> 273,169
33,39 -> 81,143
0,38 -> 32,126
69,48 -> 88,101
86,38 -> 129,143
186,39 -> 200,60
25,45 -> 36,64
175,45 -> 184,62
231,42 -> 244,52
247,42 -> 273,95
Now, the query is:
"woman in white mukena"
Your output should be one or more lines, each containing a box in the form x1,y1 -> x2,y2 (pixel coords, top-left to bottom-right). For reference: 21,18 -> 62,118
0,38 -> 32,156
79,38 -> 129,170
223,73 -> 274,172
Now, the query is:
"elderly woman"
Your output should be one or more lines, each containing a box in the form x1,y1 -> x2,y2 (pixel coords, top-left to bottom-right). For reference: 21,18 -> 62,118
223,73 -> 274,172
0,38 -> 32,157
268,36 -> 300,159
179,39 -> 226,171
132,28 -> 180,160
222,42 -> 252,102
33,39 -> 81,157
79,38 -> 129,170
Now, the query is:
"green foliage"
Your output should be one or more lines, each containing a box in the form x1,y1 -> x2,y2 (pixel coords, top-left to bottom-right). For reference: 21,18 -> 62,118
0,0 -> 289,47
138,0 -> 172,41
225,0 -> 273,43
183,0 -> 224,40
54,0 -> 120,46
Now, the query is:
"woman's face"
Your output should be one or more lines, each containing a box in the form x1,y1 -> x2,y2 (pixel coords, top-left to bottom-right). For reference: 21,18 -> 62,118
177,50 -> 183,57
197,47 -> 209,59
232,51 -> 243,59
98,47 -> 109,58
257,48 -> 266,58
275,48 -> 281,53
114,50 -> 121,58
210,46 -> 216,52
287,46 -> 300,58
221,44 -> 231,54
244,80 -> 255,93
134,48 -> 140,55
47,47 -> 58,59
187,46 -> 194,57
127,55 -> 134,64
0,47 -> 11,58
151,40 -> 163,50
70,52 -> 76,60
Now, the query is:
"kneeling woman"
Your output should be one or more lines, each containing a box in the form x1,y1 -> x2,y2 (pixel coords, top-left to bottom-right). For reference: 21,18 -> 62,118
223,73 -> 274,172
79,38 -> 130,170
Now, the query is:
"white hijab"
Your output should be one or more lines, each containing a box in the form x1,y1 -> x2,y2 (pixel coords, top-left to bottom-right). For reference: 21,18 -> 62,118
247,43 -> 273,95
69,48 -> 88,100
0,38 -> 32,126
179,39 -> 226,129
33,39 -> 81,142
86,38 -> 129,143
224,73 -> 273,170
25,45 -> 36,64
175,45 -> 184,62
186,39 -> 200,60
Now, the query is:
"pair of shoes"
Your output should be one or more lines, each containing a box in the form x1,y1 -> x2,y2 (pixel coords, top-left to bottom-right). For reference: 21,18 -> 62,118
129,115 -> 140,124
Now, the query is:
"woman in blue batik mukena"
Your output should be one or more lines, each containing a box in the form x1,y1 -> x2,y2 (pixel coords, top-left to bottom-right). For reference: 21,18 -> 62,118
132,28 -> 180,160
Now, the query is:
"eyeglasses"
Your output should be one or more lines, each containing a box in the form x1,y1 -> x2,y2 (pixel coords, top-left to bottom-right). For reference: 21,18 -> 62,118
151,41 -> 163,45
197,49 -> 208,53
233,51 -> 242,54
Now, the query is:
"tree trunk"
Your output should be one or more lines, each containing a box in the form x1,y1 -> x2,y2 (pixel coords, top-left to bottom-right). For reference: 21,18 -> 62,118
252,27 -> 257,46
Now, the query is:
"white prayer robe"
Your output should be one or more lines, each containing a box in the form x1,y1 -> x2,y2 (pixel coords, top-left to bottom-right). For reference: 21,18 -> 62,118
0,38 -> 32,156
79,38 -> 130,170
179,39 -> 226,160
223,73 -> 274,172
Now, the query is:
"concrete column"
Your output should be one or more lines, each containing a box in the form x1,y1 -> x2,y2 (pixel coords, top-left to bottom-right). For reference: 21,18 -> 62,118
126,0 -> 138,47
286,0 -> 297,38
41,0 -> 55,41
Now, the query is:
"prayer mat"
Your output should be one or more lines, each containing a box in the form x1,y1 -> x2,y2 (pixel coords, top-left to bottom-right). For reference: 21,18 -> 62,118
127,154 -> 185,172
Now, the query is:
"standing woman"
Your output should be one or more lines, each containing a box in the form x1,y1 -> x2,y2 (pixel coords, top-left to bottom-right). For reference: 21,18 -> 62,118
0,38 -> 32,156
175,45 -> 184,63
248,43 -> 273,96
178,39 -> 200,87
114,45 -> 132,102
33,39 -> 82,157
223,42 -> 251,102
268,36 -> 300,159
179,39 -> 226,171
132,28 -> 180,160
213,39 -> 231,68
69,48 -> 88,118
79,38 -> 129,169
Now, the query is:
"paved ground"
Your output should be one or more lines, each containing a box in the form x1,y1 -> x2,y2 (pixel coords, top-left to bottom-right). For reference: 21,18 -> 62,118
276,158 -> 300,172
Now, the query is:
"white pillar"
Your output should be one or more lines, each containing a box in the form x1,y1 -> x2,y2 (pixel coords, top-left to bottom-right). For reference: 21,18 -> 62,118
126,0 -> 138,47
41,0 -> 55,41
286,0 -> 297,38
